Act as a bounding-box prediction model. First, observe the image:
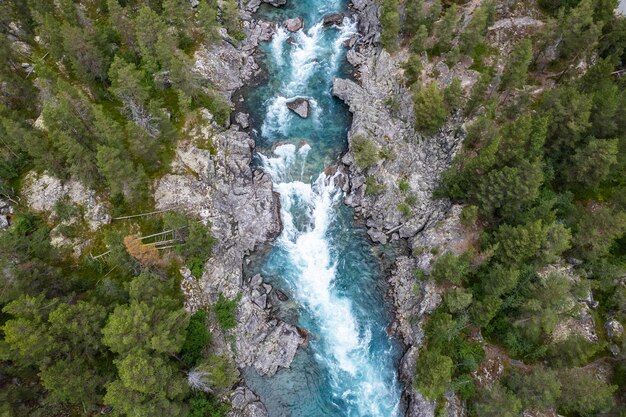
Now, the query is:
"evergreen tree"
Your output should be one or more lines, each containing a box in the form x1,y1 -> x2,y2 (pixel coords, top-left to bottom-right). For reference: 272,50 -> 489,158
404,0 -> 424,36
433,4 -> 460,53
568,138 -> 618,188
460,0 -> 495,54
475,383 -> 522,417
414,350 -> 453,399
500,39 -> 533,91
380,0 -> 401,51
413,82 -> 447,135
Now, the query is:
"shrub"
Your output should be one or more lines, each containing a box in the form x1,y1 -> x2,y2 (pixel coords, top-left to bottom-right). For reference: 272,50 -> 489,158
365,175 -> 385,195
558,368 -> 617,416
414,350 -> 453,400
214,293 -> 240,330
430,252 -> 470,285
181,310 -> 211,367
444,288 -> 473,313
413,83 -> 447,135
398,203 -> 412,217
351,135 -> 379,169
460,205 -> 478,227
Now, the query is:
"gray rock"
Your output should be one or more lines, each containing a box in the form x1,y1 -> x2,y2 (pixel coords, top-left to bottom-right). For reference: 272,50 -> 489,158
605,319 -> 624,340
230,386 -> 268,417
189,0 -> 199,7
333,48 -> 464,243
322,13 -> 345,27
22,171 -> 111,230
234,275 -> 305,376
0,215 -> 9,231
236,112 -> 250,129
286,97 -> 310,118
264,0 -> 286,6
155,121 -> 282,302
284,17 -> 304,32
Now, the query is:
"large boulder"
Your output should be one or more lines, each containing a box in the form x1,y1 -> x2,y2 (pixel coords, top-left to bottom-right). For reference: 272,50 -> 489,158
322,13 -> 345,27
284,17 -> 304,32
286,97 -> 310,118
230,386 -> 269,417
234,275 -> 305,377
606,318 -> 624,340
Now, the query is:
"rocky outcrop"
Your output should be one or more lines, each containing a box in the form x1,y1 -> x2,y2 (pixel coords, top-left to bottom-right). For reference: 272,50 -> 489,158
234,274 -> 305,377
606,318 -> 624,340
229,386 -> 269,417
21,171 -> 111,231
155,113 -> 281,301
193,19 -> 273,102
286,97 -> 310,118
333,50 -> 464,246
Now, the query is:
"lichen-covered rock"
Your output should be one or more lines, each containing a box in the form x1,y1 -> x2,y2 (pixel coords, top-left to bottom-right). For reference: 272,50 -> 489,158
605,318 -> 624,340
21,171 -> 110,230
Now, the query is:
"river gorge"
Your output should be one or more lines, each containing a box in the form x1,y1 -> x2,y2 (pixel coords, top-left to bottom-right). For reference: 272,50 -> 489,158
241,1 -> 404,416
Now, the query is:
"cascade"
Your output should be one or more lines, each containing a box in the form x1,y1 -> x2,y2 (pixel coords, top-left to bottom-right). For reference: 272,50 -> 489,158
244,2 -> 403,415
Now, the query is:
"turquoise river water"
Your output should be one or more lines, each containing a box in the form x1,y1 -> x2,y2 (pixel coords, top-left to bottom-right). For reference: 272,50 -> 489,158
241,1 -> 404,416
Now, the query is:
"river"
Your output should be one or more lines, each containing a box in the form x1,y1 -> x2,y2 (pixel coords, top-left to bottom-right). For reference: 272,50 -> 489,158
241,1 -> 404,416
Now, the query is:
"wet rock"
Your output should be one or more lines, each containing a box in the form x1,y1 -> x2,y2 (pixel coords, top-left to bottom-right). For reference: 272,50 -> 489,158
343,35 -> 358,48
275,289 -> 288,301
234,275 -> 305,376
236,112 -> 250,129
230,386 -> 269,417
605,318 -> 624,340
264,0 -> 286,7
284,17 -> 304,32
323,13 -> 345,27
286,97 -> 310,118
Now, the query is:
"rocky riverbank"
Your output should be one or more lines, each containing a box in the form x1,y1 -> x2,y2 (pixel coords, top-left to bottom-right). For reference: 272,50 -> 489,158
152,5 -> 310,415
333,2 -> 473,416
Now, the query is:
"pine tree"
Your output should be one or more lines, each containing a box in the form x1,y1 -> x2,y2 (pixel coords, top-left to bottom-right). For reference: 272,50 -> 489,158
433,4 -> 460,53
380,0 -> 401,51
500,39 -> 533,91
460,0 -> 495,54
413,82 -> 447,135
403,0 -> 424,36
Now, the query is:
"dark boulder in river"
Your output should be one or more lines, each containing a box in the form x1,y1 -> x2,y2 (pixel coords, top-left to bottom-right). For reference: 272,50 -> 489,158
322,13 -> 345,27
286,98 -> 310,118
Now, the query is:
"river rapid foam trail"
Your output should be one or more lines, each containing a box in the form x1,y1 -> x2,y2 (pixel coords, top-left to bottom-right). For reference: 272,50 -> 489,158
242,1 -> 403,416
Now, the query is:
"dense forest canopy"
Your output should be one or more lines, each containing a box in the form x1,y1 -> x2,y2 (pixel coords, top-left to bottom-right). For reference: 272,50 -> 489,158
376,0 -> 626,415
0,1 -> 239,416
